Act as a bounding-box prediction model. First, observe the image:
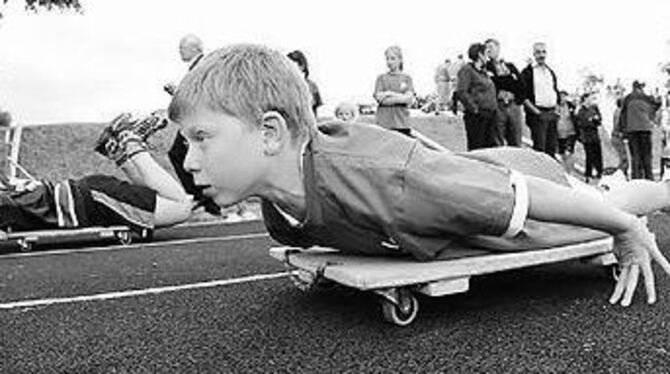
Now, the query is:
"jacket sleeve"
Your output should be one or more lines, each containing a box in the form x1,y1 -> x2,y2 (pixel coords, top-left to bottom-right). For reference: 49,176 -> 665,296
518,66 -> 532,104
456,67 -> 477,113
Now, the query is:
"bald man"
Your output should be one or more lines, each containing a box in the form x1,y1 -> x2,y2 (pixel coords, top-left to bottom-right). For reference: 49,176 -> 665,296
165,34 -> 221,216
164,34 -> 204,95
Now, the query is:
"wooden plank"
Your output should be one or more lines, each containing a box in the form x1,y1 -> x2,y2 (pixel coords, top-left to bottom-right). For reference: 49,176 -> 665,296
5,226 -> 129,241
271,237 -> 613,291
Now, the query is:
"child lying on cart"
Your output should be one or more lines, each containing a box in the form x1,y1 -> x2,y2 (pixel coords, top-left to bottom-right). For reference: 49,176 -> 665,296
167,43 -> 670,307
0,113 -> 194,241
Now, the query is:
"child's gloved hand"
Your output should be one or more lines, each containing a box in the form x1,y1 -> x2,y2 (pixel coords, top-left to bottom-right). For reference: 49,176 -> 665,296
610,218 -> 670,306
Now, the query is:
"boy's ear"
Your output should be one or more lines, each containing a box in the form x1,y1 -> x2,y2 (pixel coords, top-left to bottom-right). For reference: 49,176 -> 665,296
260,111 -> 289,156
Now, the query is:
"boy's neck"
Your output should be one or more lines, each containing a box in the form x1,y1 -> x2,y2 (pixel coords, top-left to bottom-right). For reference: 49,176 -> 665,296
260,139 -> 308,220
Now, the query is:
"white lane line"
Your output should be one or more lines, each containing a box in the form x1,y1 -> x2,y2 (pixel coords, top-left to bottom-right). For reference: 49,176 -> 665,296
0,232 -> 270,259
0,271 -> 290,310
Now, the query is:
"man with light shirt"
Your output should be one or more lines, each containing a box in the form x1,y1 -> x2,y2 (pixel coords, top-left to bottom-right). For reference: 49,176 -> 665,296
520,42 -> 561,157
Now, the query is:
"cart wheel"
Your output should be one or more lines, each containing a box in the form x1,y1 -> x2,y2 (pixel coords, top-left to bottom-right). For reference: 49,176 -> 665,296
18,239 -> 33,252
289,270 -> 318,292
116,231 -> 132,245
381,292 -> 419,326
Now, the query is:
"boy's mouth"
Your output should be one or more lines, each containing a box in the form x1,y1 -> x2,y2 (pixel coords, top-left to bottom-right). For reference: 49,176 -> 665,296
197,184 -> 214,196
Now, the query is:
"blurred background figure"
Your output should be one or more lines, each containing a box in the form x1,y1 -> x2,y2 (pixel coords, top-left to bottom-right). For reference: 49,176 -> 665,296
485,38 -> 524,147
620,80 -> 662,180
163,34 -> 204,96
455,43 -> 498,150
520,42 -> 560,157
373,46 -> 415,136
611,97 -> 630,178
576,92 -> 604,183
556,91 -> 577,173
165,34 -> 221,217
434,58 -> 452,112
334,102 -> 358,123
287,50 -> 323,117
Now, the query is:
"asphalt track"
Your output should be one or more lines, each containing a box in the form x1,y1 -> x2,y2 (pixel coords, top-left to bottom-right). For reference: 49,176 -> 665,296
2,216 -> 670,373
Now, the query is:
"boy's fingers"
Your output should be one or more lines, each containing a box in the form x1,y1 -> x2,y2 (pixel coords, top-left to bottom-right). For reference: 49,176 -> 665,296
621,264 -> 640,307
610,266 -> 629,304
641,261 -> 656,304
649,244 -> 670,275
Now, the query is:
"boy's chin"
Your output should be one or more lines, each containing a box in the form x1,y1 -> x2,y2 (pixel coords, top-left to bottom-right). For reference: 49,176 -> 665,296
212,193 -> 245,208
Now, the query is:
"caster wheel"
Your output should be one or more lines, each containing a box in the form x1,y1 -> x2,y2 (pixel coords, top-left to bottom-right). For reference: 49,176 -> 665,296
381,292 -> 419,326
18,239 -> 33,252
116,231 -> 132,245
289,270 -> 318,292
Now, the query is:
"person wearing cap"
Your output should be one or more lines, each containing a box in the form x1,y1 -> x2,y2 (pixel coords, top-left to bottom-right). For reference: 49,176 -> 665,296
619,81 -> 662,180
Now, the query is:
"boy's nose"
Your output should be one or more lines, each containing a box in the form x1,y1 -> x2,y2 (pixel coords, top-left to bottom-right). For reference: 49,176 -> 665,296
183,146 -> 200,173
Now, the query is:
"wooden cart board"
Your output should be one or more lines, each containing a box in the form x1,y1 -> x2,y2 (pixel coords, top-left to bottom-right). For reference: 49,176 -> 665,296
2,226 -> 137,252
270,238 -> 617,326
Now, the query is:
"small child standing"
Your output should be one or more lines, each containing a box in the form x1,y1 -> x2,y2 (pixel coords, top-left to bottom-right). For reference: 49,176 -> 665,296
576,93 -> 603,183
373,46 -> 415,136
661,126 -> 670,180
556,91 -> 577,173
334,102 -> 358,123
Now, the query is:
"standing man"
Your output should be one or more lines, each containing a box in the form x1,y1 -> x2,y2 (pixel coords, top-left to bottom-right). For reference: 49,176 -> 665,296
485,38 -> 524,147
434,58 -> 452,112
455,43 -> 499,150
520,42 -> 561,157
165,34 -> 221,216
620,81 -> 662,180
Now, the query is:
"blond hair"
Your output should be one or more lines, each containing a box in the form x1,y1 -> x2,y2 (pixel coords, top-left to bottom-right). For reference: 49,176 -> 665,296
385,45 -> 404,71
168,44 -> 316,143
334,102 -> 358,120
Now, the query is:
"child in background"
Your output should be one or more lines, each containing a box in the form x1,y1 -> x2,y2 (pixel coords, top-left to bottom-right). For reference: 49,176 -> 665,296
168,43 -> 670,308
611,97 -> 629,178
334,102 -> 358,123
556,91 -> 577,173
287,50 -> 323,117
661,126 -> 670,180
576,93 -> 603,183
373,46 -> 415,136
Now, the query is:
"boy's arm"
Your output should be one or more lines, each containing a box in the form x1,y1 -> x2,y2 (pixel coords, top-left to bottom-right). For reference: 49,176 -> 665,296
525,174 -> 670,306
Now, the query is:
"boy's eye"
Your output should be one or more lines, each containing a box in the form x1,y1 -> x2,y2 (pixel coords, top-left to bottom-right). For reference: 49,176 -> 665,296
189,130 -> 208,143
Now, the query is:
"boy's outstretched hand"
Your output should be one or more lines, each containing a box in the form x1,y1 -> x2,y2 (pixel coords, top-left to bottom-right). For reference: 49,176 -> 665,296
610,219 -> 670,306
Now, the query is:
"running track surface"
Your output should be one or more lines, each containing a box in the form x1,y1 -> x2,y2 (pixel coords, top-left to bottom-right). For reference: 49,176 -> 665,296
2,217 -> 670,373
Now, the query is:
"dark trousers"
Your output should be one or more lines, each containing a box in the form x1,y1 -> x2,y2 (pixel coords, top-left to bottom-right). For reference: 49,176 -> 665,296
463,109 -> 498,150
627,131 -> 653,180
583,141 -> 603,179
168,132 -> 221,215
526,109 -> 558,158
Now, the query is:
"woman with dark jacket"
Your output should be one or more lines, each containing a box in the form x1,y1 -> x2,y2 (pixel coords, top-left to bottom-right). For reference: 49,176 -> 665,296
575,93 -> 603,183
